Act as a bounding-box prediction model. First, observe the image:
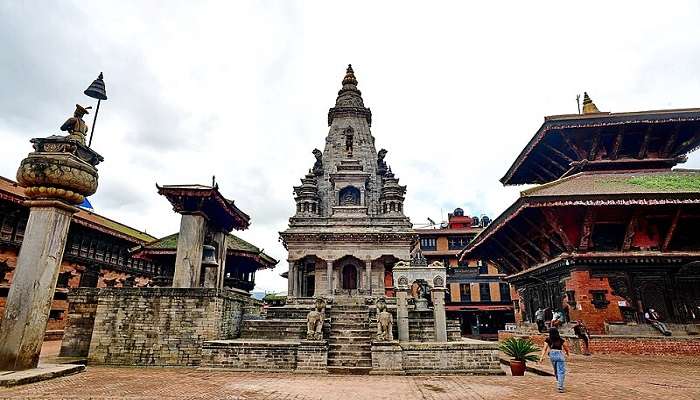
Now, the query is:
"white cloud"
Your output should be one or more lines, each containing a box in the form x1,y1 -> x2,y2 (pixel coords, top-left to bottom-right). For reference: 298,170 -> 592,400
2,1 -> 700,292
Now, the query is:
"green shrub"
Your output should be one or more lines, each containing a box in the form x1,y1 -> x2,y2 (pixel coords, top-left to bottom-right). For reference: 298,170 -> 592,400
499,337 -> 539,362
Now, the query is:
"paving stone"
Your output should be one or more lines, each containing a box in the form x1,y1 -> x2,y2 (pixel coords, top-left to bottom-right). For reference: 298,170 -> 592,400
1,353 -> 698,399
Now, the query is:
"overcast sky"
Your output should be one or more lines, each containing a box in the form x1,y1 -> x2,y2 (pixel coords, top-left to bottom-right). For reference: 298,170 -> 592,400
2,1 -> 700,293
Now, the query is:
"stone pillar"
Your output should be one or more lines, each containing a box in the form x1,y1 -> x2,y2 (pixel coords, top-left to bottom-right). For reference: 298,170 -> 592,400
395,287 -> 409,342
294,264 -> 301,297
287,262 -> 295,297
172,213 -> 206,288
326,260 -> 333,295
213,232 -> 228,289
431,287 -> 448,342
1,132 -> 101,371
365,260 -> 372,295
0,202 -> 76,370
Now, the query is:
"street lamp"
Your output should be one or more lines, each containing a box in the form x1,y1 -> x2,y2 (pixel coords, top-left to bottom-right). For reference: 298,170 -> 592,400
84,72 -> 108,147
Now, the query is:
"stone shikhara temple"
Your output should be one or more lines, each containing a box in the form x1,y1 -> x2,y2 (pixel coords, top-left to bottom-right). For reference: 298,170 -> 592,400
462,95 -> 700,353
281,65 -> 414,298
56,66 -> 502,375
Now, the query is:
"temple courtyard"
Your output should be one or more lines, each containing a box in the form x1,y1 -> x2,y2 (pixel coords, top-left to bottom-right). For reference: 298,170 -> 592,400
0,341 -> 696,399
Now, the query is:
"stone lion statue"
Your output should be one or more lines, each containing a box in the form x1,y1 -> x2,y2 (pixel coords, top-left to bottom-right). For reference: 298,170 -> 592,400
375,298 -> 393,341
306,297 -> 326,340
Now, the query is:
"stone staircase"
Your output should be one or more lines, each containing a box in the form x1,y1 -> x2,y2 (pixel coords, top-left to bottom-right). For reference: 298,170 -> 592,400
327,297 -> 372,374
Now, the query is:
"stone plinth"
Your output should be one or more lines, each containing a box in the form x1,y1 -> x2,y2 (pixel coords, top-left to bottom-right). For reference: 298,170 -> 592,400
201,340 -> 299,371
57,288 -> 257,366
400,340 -> 503,375
370,341 -> 404,374
295,340 -> 328,373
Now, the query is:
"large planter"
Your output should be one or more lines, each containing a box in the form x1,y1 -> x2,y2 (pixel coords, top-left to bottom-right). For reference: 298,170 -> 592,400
509,359 -> 526,376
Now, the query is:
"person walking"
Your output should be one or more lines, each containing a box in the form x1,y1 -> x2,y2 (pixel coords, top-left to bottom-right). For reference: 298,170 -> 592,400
539,327 -> 570,393
535,307 -> 545,332
573,320 -> 591,355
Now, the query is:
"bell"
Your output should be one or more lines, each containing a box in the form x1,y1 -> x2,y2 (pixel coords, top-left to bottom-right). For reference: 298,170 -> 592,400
201,244 -> 219,267
84,72 -> 108,100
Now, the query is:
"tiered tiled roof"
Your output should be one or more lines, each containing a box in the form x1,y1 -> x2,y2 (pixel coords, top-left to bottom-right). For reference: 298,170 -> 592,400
135,232 -> 277,269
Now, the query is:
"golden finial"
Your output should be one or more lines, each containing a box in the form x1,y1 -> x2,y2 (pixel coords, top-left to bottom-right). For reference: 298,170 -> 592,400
582,92 -> 600,114
342,64 -> 358,87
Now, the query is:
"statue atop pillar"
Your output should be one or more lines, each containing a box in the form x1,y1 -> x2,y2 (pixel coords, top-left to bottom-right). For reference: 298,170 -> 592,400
306,297 -> 326,340
60,104 -> 92,145
375,298 -> 393,341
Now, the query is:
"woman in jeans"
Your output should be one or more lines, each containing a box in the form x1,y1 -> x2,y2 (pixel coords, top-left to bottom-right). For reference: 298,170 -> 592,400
539,327 -> 570,393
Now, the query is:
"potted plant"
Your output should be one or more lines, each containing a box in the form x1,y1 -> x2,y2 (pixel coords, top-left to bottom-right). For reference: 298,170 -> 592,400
499,337 -> 539,376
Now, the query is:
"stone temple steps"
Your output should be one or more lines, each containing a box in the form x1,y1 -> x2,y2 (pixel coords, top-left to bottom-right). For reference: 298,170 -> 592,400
327,300 -> 372,374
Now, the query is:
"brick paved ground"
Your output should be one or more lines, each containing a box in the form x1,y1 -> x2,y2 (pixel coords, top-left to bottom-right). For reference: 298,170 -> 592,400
1,342 -> 697,399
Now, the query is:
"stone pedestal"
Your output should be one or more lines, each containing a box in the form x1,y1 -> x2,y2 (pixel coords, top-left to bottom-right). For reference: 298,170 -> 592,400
0,202 -> 76,370
431,287 -> 447,342
396,288 -> 409,342
370,340 -> 404,374
295,340 -> 328,373
172,214 -> 206,288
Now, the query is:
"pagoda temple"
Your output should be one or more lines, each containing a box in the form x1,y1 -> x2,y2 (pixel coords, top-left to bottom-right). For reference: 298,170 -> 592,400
280,65 -> 415,299
460,94 -> 700,334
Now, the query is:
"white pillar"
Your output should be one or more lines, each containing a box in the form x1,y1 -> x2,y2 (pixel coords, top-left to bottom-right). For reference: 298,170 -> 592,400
326,260 -> 333,295
365,260 -> 372,295
172,214 -> 206,288
0,202 -> 75,370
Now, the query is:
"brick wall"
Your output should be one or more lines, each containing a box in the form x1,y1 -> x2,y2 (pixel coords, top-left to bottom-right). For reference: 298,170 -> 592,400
85,288 -> 256,366
498,331 -> 700,356
59,288 -> 100,357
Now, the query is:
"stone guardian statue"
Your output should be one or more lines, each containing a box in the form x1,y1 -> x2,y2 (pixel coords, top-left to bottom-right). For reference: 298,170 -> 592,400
375,298 -> 394,341
306,297 -> 326,340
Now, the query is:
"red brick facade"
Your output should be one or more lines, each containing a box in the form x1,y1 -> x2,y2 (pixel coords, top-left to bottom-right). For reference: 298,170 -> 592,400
564,270 -> 625,334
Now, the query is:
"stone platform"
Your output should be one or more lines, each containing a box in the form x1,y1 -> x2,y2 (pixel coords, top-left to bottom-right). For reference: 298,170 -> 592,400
199,338 -> 502,375
0,364 -> 84,387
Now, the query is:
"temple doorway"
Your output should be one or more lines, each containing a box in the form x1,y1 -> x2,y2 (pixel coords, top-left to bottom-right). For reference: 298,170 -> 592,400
342,265 -> 357,289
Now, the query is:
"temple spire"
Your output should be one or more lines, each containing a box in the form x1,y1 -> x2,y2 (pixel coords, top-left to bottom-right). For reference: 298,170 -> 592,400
342,64 -> 358,88
328,64 -> 372,126
582,92 -> 600,114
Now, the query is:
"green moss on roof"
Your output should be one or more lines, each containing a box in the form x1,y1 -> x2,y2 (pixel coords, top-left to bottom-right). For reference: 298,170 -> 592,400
626,173 -> 700,191
144,232 -> 276,265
